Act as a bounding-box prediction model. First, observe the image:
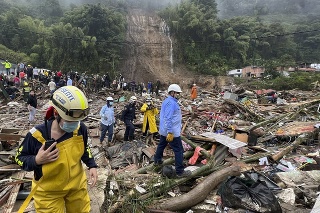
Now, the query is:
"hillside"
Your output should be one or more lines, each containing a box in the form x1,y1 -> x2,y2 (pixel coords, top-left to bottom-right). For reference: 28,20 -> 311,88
119,9 -> 196,88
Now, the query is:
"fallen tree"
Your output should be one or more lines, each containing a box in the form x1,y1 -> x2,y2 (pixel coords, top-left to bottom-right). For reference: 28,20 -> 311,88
150,164 -> 242,211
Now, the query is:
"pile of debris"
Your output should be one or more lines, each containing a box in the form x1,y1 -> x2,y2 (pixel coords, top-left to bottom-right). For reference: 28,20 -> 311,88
0,85 -> 320,213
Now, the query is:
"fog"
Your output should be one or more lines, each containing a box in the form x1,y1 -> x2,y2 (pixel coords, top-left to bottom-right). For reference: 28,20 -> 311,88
58,0 -> 182,9
9,0 -> 320,20
216,0 -> 320,19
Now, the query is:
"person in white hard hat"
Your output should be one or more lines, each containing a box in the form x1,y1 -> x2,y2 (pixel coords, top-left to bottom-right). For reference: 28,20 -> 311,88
15,86 -> 97,213
154,84 -> 192,178
121,96 -> 137,141
99,96 -> 115,146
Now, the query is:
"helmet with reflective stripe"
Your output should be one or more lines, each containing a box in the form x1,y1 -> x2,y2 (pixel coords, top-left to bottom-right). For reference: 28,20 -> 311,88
167,84 -> 182,93
130,96 -> 137,102
107,96 -> 113,101
50,86 -> 89,121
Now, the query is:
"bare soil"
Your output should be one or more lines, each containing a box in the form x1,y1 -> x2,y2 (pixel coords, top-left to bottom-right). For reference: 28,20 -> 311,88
119,9 -> 233,90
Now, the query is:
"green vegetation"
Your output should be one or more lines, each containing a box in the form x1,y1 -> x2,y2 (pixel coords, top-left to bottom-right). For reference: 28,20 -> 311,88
0,0 -> 320,80
234,72 -> 320,91
0,0 -> 126,75
160,0 -> 320,76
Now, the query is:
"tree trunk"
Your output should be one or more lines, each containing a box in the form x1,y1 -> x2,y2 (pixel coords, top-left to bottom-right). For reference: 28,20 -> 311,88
153,165 -> 242,211
271,133 -> 310,162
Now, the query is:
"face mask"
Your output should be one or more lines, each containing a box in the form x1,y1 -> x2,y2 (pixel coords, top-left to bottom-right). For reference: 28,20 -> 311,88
174,93 -> 180,100
146,102 -> 151,105
60,121 -> 80,133
109,102 -> 113,106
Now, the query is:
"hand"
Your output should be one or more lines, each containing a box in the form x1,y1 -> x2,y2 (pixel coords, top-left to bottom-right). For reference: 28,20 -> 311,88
35,142 -> 59,165
166,133 -> 174,142
88,168 -> 98,187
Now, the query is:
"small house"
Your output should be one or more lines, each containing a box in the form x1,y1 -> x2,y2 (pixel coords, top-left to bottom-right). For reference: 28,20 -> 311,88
241,66 -> 265,78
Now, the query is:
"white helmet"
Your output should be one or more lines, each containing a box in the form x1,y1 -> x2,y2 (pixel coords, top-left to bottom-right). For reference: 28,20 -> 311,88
106,97 -> 113,101
168,84 -> 182,93
130,96 -> 137,102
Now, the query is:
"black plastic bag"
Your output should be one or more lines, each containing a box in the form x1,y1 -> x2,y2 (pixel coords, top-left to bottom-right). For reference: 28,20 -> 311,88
217,176 -> 282,213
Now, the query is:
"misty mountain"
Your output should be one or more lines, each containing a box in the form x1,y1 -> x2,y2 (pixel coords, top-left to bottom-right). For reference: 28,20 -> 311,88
216,0 -> 320,20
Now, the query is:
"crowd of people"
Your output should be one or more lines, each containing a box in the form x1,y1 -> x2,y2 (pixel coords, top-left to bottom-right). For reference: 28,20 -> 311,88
1,60 -> 165,102
99,83 -> 194,179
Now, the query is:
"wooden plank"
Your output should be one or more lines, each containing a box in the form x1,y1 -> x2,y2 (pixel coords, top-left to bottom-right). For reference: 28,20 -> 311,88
0,186 -> 14,206
3,171 -> 26,213
0,133 -> 21,141
0,129 -> 22,134
0,150 -> 16,155
200,132 -> 247,149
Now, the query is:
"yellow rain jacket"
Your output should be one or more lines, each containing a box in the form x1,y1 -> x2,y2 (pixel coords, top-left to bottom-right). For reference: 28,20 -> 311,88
15,122 -> 97,213
140,103 -> 159,134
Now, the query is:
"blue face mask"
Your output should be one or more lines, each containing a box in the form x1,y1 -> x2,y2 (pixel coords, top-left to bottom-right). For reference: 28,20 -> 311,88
60,121 -> 80,133
109,102 -> 113,106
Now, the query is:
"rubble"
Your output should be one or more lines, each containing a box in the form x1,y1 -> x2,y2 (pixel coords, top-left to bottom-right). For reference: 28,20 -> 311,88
0,81 -> 320,213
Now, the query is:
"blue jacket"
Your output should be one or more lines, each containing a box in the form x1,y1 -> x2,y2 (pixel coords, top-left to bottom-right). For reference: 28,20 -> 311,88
159,96 -> 182,137
100,105 -> 115,126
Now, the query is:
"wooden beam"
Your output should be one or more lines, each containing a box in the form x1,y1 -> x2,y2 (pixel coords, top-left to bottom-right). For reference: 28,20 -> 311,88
4,171 -> 26,213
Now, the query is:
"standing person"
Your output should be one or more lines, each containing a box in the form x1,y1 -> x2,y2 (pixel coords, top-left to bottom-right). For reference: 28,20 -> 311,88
99,97 -> 115,146
27,90 -> 37,124
147,81 -> 152,94
13,75 -> 20,88
33,67 -> 39,80
26,65 -> 33,80
155,79 -> 160,96
23,81 -> 31,102
140,96 -> 158,138
15,86 -> 97,213
191,83 -> 197,101
48,78 -> 56,94
154,84 -> 192,178
121,96 -> 137,141
1,60 -> 11,75
67,76 -> 73,86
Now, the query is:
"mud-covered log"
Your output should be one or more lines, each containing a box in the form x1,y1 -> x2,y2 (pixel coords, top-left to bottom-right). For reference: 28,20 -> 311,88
153,165 -> 242,211
271,133 -> 310,162
139,159 -> 216,201
245,112 -> 294,132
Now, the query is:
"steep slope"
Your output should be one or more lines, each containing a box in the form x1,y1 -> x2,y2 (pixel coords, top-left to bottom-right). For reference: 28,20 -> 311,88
119,9 -> 192,86
119,9 -> 233,90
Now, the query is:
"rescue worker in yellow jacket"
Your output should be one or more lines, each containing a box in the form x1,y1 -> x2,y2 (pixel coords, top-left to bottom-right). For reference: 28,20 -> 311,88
15,86 -> 98,213
1,59 -> 12,75
140,96 -> 159,138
